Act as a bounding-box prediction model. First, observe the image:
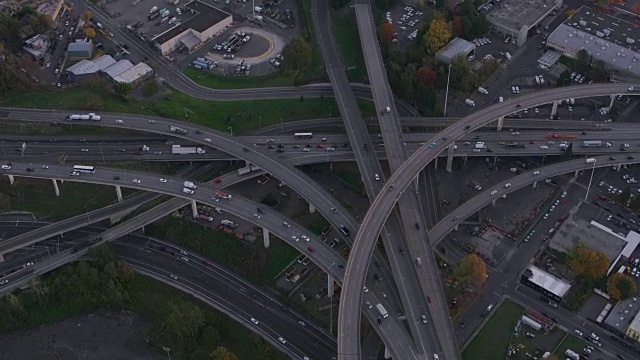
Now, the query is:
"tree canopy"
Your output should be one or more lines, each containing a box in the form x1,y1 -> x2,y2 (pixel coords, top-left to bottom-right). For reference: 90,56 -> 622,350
424,18 -> 451,54
378,23 -> 395,45
453,254 -> 487,291
607,273 -> 638,300
568,245 -> 609,279
281,37 -> 312,75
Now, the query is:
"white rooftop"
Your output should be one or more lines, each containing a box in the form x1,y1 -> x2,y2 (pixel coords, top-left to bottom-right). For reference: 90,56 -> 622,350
66,55 -> 116,75
435,37 -> 476,64
103,59 -> 134,79
526,265 -> 572,298
113,62 -> 153,84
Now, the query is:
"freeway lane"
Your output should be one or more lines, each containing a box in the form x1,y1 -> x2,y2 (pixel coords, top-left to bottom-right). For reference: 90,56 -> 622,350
337,83 -> 640,359
0,161 -> 415,358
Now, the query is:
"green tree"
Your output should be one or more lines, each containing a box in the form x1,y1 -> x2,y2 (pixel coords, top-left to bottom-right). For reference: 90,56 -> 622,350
113,82 -> 132,96
620,187 -> 631,204
453,254 -> 487,292
210,346 -> 239,360
607,273 -> 638,299
576,49 -> 591,72
282,37 -> 312,75
450,54 -> 477,92
424,18 -> 451,54
84,27 -> 96,38
141,80 -> 158,97
557,70 -> 572,86
590,60 -> 609,82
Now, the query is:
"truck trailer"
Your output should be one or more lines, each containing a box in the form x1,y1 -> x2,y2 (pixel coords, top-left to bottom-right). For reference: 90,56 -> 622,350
169,125 -> 187,135
376,303 -> 389,318
171,145 -> 205,154
582,140 -> 602,148
66,113 -> 101,121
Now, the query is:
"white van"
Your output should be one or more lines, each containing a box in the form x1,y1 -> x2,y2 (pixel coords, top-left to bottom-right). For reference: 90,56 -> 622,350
416,258 -> 422,267
504,52 -> 512,61
477,87 -> 488,95
498,96 -> 504,103
585,158 -> 596,164
465,99 -> 476,107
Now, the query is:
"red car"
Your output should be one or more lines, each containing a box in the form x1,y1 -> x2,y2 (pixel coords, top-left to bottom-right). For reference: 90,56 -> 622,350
316,144 -> 323,149
598,195 -> 607,201
214,178 -> 221,184
201,261 -> 210,265
307,246 -> 315,253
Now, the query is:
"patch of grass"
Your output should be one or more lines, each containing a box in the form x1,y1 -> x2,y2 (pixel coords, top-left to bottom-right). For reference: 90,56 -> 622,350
1,86 -> 373,134
332,9 -> 367,83
146,217 -> 297,285
89,161 -> 181,175
0,121 -> 138,136
558,56 -> 577,70
297,0 -> 325,83
0,247 -> 286,360
331,163 -> 366,196
553,333 -> 590,357
184,67 -> 298,89
307,212 -> 331,236
0,177 -> 135,220
463,300 -> 524,360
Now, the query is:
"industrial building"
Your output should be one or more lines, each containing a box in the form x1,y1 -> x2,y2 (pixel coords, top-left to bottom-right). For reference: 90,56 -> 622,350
435,37 -> 475,64
112,63 -> 154,85
65,55 -> 117,82
102,59 -> 134,80
66,41 -> 93,60
65,55 -> 153,85
520,265 -> 572,302
152,1 -> 232,56
486,0 -> 562,47
23,34 -> 50,60
547,6 -> 640,77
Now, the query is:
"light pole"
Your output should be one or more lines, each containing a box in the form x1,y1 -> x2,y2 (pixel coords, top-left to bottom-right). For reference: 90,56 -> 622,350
162,347 -> 171,360
329,262 -> 334,335
227,126 -> 233,136
443,64 -> 452,117
584,159 -> 597,202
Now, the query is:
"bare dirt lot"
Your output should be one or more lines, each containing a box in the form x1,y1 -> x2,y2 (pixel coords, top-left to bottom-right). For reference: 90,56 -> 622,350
0,311 -> 165,360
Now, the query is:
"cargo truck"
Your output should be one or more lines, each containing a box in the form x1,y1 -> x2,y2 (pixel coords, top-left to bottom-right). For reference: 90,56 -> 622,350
184,181 -> 197,189
66,113 -> 101,121
582,140 -> 602,148
474,143 -> 486,149
376,303 -> 389,318
564,349 -> 579,360
169,125 -> 187,134
221,219 -> 237,228
171,145 -> 205,154
215,190 -> 232,200
192,60 -> 211,69
149,6 -> 158,13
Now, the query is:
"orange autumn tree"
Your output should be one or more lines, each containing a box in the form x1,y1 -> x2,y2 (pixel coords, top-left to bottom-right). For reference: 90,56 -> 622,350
568,245 -> 609,279
607,273 -> 638,300
378,23 -> 395,45
417,66 -> 437,86
453,254 -> 487,292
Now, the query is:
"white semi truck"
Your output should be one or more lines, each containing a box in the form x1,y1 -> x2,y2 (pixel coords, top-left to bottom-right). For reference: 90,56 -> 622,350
376,303 -> 389,318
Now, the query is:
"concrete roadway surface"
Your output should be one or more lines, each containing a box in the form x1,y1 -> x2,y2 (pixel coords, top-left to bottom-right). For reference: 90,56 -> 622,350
311,0 -> 436,356
112,239 -> 336,360
1,107 -> 420,348
354,2 -> 448,358
337,83 -> 640,359
0,161 -> 417,359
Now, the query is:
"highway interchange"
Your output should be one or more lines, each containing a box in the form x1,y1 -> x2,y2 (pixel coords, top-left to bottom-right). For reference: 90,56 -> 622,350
1,0 -> 640,358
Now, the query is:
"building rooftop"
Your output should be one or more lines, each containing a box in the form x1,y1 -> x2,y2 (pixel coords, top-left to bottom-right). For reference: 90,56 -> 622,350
103,59 -> 134,79
605,296 -> 640,334
549,215 -> 626,265
486,0 -> 557,31
523,265 -> 572,298
435,37 -> 475,64
113,62 -> 153,83
152,0 -> 231,45
66,55 -> 116,75
548,6 -> 640,76
67,42 -> 92,53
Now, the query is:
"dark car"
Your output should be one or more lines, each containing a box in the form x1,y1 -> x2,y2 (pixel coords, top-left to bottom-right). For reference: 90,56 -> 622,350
364,143 -> 369,151
398,247 -> 405,255
337,264 -> 345,270
414,222 -> 420,230
113,176 -> 121,180
26,168 -> 34,172
376,318 -> 383,325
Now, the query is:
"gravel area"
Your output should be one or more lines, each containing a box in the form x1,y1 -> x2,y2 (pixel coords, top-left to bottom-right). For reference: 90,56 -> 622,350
0,311 -> 165,360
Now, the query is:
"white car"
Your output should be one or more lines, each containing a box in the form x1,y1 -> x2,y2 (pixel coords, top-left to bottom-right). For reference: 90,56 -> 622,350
532,171 -> 540,176
148,120 -> 156,124
80,148 -> 89,152
365,301 -> 373,309
540,145 -> 548,149
169,274 -> 178,280
374,173 -> 380,181
291,235 -> 299,242
250,317 -> 259,325
301,235 -> 309,241
159,178 -> 167,183
277,337 -> 286,344
132,179 -> 141,184
115,119 -> 123,124
204,138 -> 212,143
283,221 -> 291,228
490,190 -> 498,195
504,183 -> 512,188
41,165 -> 48,169
434,355 -> 439,360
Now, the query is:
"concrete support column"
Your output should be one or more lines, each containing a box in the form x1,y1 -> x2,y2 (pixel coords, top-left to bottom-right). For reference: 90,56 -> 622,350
245,160 -> 251,168
533,181 -> 538,189
7,175 -> 14,185
263,228 -> 270,248
617,164 -> 622,172
493,156 -> 498,165
434,156 -> 439,169
0,253 -> 4,262
575,170 -> 580,178
384,347 -> 391,359
541,155 -> 546,165
446,142 -> 455,173
115,185 -> 123,202
309,203 -> 316,214
550,100 -> 559,119
496,116 -> 505,131
59,179 -> 64,184
609,94 -> 616,110
51,178 -> 60,197
190,200 -> 198,218
454,224 -> 458,232
492,198 -> 497,206
327,273 -> 334,297
463,155 -> 468,166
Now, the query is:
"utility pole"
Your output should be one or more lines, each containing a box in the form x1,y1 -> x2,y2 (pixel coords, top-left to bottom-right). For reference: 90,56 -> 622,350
443,64 -> 452,117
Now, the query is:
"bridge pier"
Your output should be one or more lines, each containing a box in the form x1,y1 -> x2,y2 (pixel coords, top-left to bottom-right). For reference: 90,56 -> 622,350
550,100 -> 559,119
492,198 -> 497,206
609,94 -> 616,110
190,200 -> 198,218
263,228 -> 270,248
446,142 -> 455,172
309,203 -> 316,214
0,253 -> 4,262
575,170 -> 580,178
6,174 -> 14,185
617,164 -> 622,172
454,224 -> 458,232
496,116 -> 505,131
327,273 -> 334,297
463,155 -> 468,166
533,181 -> 538,189
51,179 -> 60,197
115,185 -> 123,202
434,156 -> 439,169
384,347 -> 391,359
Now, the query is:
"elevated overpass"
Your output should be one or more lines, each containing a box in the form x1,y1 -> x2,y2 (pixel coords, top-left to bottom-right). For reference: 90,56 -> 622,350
337,83 -> 640,359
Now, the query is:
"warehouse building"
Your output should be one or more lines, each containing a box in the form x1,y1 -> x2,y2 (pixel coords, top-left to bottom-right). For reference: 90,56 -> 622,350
112,63 -> 154,85
486,0 -> 562,47
435,37 -> 476,64
65,55 -> 116,82
152,1 -> 232,56
103,59 -> 134,80
67,41 -> 93,60
520,265 -> 572,302
547,6 -> 640,77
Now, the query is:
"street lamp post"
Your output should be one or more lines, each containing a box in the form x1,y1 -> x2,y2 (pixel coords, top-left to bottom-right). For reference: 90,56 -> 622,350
227,126 -> 233,136
162,347 -> 171,360
443,64 -> 452,117
584,159 -> 597,202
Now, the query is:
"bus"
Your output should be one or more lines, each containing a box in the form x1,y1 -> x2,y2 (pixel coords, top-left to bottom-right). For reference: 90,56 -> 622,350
294,132 -> 313,139
73,165 -> 95,173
